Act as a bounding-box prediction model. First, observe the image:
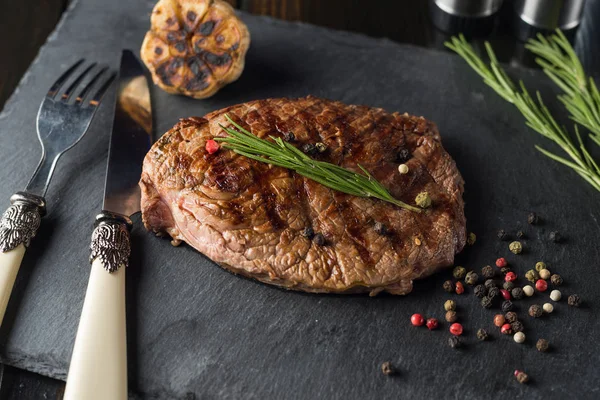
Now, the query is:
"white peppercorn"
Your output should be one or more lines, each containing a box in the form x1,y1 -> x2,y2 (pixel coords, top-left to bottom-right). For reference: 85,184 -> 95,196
523,285 -> 534,297
513,332 -> 526,344
398,164 -> 409,174
550,290 -> 562,302
543,303 -> 554,313
539,269 -> 551,280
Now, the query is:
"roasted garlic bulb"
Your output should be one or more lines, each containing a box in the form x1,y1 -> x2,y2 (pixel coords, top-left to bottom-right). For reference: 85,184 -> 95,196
141,0 -> 250,99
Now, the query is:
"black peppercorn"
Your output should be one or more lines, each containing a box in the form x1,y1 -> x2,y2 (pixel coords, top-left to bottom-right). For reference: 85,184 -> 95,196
505,311 -> 518,323
549,231 -> 561,243
516,230 -> 526,239
313,233 -> 326,246
474,285 -> 486,298
301,143 -> 318,155
481,265 -> 494,279
528,212 -> 539,225
536,338 -> 549,352
484,279 -> 496,290
283,131 -> 295,142
503,281 -> 515,291
502,300 -> 513,313
465,271 -> 478,286
301,226 -> 314,239
497,229 -> 508,241
511,287 -> 524,300
381,361 -> 395,376
500,267 -> 511,275
568,294 -> 581,307
529,304 -> 543,318
551,274 -> 563,286
374,222 -> 388,235
488,286 -> 499,299
397,148 -> 411,163
448,336 -> 461,349
481,296 -> 492,309
477,328 -> 489,341
443,280 -> 454,293
511,321 -> 524,333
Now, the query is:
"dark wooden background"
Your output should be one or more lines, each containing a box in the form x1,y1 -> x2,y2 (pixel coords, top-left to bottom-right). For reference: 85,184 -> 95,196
0,0 -> 598,398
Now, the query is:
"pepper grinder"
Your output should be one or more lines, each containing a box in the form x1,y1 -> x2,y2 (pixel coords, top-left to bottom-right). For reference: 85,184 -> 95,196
513,0 -> 585,41
429,0 -> 504,36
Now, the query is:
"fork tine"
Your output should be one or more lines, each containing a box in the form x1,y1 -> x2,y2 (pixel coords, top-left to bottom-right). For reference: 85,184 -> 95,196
60,63 -> 97,102
88,73 -> 117,107
46,59 -> 84,99
74,66 -> 108,105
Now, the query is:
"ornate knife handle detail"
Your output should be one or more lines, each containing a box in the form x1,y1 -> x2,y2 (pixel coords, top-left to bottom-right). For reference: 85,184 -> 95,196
90,211 -> 132,273
0,192 -> 46,253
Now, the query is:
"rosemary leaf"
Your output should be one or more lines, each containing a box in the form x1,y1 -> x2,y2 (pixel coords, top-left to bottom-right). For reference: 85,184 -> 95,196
215,115 -> 421,212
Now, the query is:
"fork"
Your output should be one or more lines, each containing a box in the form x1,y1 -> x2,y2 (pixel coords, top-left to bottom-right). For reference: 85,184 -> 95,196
0,60 -> 115,326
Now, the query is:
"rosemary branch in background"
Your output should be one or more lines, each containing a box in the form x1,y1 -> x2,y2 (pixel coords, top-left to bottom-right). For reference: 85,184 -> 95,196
445,34 -> 600,193
216,115 -> 421,212
526,29 -> 600,147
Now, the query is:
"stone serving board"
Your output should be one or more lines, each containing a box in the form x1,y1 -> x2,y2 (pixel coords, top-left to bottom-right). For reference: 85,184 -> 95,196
0,0 -> 599,398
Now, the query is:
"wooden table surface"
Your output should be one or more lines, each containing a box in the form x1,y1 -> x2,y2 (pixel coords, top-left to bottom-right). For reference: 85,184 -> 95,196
0,0 -> 598,398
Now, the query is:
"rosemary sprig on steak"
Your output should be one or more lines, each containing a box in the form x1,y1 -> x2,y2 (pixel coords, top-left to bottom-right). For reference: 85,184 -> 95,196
216,115 -> 422,212
446,34 -> 600,193
525,29 -> 600,148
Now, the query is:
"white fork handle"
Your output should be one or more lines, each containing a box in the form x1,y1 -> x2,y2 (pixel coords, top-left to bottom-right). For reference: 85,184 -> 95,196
64,258 -> 127,400
0,245 -> 26,326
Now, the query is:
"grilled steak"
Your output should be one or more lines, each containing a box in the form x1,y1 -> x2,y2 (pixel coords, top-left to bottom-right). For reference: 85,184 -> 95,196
140,96 -> 466,295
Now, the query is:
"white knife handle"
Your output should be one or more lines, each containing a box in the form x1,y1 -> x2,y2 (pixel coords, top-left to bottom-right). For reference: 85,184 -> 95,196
65,213 -> 131,400
0,192 -> 45,327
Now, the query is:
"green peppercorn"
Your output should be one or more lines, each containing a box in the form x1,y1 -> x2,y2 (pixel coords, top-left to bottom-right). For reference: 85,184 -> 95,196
529,304 -> 543,318
484,279 -> 496,290
315,142 -> 327,153
551,274 -> 563,286
481,265 -> 494,279
465,271 -> 478,286
467,232 -> 476,246
536,338 -> 549,352
503,281 -> 515,291
415,191 -> 432,208
477,328 -> 489,341
497,229 -> 508,241
535,261 -> 546,272
443,280 -> 454,293
502,300 -> 513,313
445,310 -> 458,323
448,336 -> 461,349
488,287 -> 499,299
500,267 -> 511,275
481,297 -> 492,309
444,299 -> 456,311
568,294 -> 581,307
474,284 -> 486,298
505,311 -> 518,323
511,321 -> 524,333
504,311 -> 517,324
525,269 -> 539,283
511,287 -> 524,300
453,266 -> 466,279
509,241 -> 523,254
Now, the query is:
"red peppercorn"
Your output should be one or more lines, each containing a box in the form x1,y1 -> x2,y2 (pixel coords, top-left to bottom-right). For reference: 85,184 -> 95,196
514,370 -> 520,377
411,313 -> 425,326
205,139 -> 220,154
500,289 -> 511,300
449,323 -> 463,336
495,257 -> 507,268
504,272 -> 517,282
535,279 -> 548,292
501,323 -> 512,335
426,318 -> 439,330
455,281 -> 464,295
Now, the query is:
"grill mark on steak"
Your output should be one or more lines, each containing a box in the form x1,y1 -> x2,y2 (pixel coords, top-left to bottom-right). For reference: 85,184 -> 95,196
140,96 -> 466,295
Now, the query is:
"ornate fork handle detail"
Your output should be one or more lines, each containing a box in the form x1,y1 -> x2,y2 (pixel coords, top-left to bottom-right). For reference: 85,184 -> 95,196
90,212 -> 132,273
0,192 -> 46,253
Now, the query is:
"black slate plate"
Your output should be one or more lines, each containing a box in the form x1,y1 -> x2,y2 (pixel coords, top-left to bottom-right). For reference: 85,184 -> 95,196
0,0 -> 599,398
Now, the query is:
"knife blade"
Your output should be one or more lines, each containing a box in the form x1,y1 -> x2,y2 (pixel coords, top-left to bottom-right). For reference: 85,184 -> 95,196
64,49 -> 152,400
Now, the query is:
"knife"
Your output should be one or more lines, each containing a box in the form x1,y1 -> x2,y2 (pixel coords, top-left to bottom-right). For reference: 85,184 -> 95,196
64,50 -> 152,400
